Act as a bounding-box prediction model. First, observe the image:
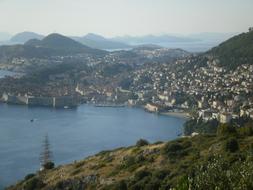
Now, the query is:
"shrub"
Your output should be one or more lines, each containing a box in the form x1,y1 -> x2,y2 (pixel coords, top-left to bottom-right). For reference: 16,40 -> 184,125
175,176 -> 189,190
154,141 -> 163,145
144,178 -> 160,190
217,124 -> 237,136
116,180 -> 128,190
185,157 -> 253,190
239,123 -> 253,136
121,156 -> 136,169
163,142 -> 187,159
23,178 -> 45,190
24,173 -> 35,181
136,139 -> 149,147
134,170 -> 151,181
43,161 -> 55,170
152,170 -> 169,180
225,138 -> 239,153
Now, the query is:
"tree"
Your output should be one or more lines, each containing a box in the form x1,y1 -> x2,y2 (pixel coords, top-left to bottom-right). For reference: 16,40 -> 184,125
136,139 -> 149,147
40,134 -> 54,170
217,124 -> 237,136
225,138 -> 239,153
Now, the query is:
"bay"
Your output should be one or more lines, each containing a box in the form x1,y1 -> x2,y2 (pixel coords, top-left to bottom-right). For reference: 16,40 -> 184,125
0,103 -> 185,188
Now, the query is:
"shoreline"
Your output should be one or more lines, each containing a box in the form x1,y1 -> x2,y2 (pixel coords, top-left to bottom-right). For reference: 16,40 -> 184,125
0,101 -> 191,119
160,111 -> 191,119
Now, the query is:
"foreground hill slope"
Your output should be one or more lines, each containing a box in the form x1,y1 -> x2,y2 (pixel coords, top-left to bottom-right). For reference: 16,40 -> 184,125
7,124 -> 253,190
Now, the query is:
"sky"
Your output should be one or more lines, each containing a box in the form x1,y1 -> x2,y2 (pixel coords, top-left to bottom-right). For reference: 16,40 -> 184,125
0,0 -> 252,37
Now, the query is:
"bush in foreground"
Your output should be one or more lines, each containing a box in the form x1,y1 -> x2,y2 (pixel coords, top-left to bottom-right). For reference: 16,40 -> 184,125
43,161 -> 55,170
136,139 -> 149,147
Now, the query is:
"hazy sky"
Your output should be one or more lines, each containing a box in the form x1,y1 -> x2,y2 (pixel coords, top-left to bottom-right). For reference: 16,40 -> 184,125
0,0 -> 252,37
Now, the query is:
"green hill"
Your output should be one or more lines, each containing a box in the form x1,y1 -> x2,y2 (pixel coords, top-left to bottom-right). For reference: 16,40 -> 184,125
208,30 -> 253,69
0,34 -> 107,62
25,33 -> 107,55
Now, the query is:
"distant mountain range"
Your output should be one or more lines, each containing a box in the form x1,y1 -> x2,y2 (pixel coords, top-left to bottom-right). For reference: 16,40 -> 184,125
0,31 -> 237,52
0,32 -> 12,42
72,33 -> 131,50
10,32 -> 44,44
0,32 -> 131,50
112,35 -> 199,44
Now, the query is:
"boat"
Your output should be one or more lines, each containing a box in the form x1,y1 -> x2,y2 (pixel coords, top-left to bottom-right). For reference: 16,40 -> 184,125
30,119 -> 34,122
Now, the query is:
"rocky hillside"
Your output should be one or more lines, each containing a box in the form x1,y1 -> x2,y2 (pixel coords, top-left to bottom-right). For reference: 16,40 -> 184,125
7,122 -> 253,190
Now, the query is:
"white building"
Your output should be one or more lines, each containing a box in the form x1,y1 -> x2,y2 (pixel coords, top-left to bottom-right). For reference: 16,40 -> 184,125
219,113 -> 232,124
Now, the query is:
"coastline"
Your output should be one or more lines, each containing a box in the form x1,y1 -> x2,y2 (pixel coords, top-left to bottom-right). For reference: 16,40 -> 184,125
160,111 -> 191,119
0,100 -> 191,120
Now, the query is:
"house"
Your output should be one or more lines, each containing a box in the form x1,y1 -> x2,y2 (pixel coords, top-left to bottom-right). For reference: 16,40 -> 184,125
145,103 -> 159,112
75,84 -> 85,96
225,100 -> 234,107
250,111 -> 253,119
199,109 -> 213,121
219,113 -> 232,124
128,99 -> 137,106
198,100 -> 208,109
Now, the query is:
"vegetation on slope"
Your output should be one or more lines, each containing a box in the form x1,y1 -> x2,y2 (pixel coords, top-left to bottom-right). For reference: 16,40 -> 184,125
208,29 -> 253,69
0,34 -> 107,62
26,33 -> 105,55
7,121 -> 253,190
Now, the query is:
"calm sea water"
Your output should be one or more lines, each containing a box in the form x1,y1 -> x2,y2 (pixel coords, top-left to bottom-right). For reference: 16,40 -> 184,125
0,70 -> 17,78
0,103 -> 185,188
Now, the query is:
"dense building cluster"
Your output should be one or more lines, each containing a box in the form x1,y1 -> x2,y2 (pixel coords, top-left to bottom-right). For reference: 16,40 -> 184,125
0,46 -> 252,123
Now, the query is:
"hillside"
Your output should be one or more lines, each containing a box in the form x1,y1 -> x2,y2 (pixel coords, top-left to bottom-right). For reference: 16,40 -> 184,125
208,29 -> 253,69
25,33 -> 107,55
0,34 -> 106,62
7,122 -> 253,190
0,45 -> 57,60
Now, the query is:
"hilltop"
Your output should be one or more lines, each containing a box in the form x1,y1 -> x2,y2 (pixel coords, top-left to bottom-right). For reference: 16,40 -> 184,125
0,33 -> 106,63
25,33 -> 106,55
208,29 -> 253,69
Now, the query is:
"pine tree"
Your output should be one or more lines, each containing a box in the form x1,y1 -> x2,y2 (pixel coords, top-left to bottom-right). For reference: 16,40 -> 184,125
40,134 -> 54,170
